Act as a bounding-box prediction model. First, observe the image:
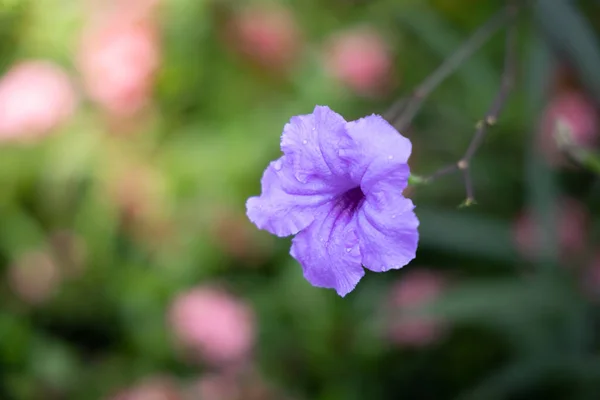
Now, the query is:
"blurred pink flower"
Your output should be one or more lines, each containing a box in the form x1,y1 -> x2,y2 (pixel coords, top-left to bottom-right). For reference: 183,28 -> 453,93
0,61 -> 76,142
513,197 -> 589,261
387,269 -> 446,347
109,377 -> 181,400
226,5 -> 301,72
324,28 -> 395,97
7,250 -> 62,305
169,286 -> 255,366
78,14 -> 160,117
538,91 -> 599,166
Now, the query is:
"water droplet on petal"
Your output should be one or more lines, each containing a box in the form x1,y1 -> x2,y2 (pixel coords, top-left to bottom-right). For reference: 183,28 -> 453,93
302,139 -> 308,145
273,159 -> 283,171
388,155 -> 394,160
345,248 -> 352,253
294,171 -> 309,183
391,214 -> 396,219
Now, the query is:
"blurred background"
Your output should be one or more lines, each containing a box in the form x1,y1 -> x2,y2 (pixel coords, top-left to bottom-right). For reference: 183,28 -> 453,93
1,0 -> 600,399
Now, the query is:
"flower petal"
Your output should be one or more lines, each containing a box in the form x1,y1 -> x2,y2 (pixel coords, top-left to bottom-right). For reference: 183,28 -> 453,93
341,114 -> 412,185
357,163 -> 419,272
246,158 -> 338,237
290,197 -> 364,297
280,105 -> 355,190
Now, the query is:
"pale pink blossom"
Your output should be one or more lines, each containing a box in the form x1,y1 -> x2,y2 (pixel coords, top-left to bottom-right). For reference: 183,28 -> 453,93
539,91 -> 599,165
169,286 -> 255,366
226,5 -> 301,72
0,61 -> 76,141
78,13 -> 160,117
7,250 -> 61,305
324,28 -> 395,97
513,197 -> 589,261
387,269 -> 446,347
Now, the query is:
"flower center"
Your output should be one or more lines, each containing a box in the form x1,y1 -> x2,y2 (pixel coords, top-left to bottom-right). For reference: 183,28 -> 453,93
342,186 -> 365,212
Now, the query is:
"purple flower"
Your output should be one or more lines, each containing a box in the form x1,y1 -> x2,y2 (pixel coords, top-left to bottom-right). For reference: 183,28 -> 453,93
246,106 -> 419,297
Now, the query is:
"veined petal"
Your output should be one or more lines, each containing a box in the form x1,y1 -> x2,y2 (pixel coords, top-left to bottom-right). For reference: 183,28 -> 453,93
290,196 -> 364,297
246,158 -> 338,237
341,114 -> 412,184
281,105 -> 355,191
343,113 -> 418,271
357,183 -> 419,272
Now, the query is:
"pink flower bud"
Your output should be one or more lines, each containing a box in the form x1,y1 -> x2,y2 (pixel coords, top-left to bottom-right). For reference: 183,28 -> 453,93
168,286 -> 255,366
538,91 -> 599,166
324,28 -> 395,97
78,12 -> 160,117
387,269 -> 446,347
0,61 -> 76,142
226,5 -> 301,72
7,250 -> 62,305
513,197 -> 588,261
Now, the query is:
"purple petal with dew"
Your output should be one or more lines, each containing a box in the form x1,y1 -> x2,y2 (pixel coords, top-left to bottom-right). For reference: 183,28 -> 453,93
341,114 -> 412,185
281,105 -> 355,191
246,158 -> 339,237
290,195 -> 365,297
357,191 -> 419,272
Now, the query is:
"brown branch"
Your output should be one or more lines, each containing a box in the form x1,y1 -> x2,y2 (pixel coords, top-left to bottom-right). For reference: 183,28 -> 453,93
463,12 -> 517,161
423,5 -> 519,205
384,7 -> 512,131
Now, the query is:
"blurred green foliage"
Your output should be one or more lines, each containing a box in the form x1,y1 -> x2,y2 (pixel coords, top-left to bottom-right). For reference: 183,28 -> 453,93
1,0 -> 600,399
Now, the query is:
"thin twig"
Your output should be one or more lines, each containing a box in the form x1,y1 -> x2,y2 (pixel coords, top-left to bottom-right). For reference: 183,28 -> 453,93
427,164 -> 459,181
384,7 -> 511,130
462,167 -> 475,206
464,15 -> 517,161
423,5 -> 519,205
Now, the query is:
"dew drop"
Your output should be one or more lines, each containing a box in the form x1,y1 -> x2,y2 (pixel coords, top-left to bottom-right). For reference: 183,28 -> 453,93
302,139 -> 308,145
391,214 -> 396,219
345,248 -> 352,253
273,159 -> 282,171
388,155 -> 394,160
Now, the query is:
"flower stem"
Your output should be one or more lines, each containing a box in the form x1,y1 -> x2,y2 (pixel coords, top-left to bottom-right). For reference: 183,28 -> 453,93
405,4 -> 520,206
384,5 -> 514,131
